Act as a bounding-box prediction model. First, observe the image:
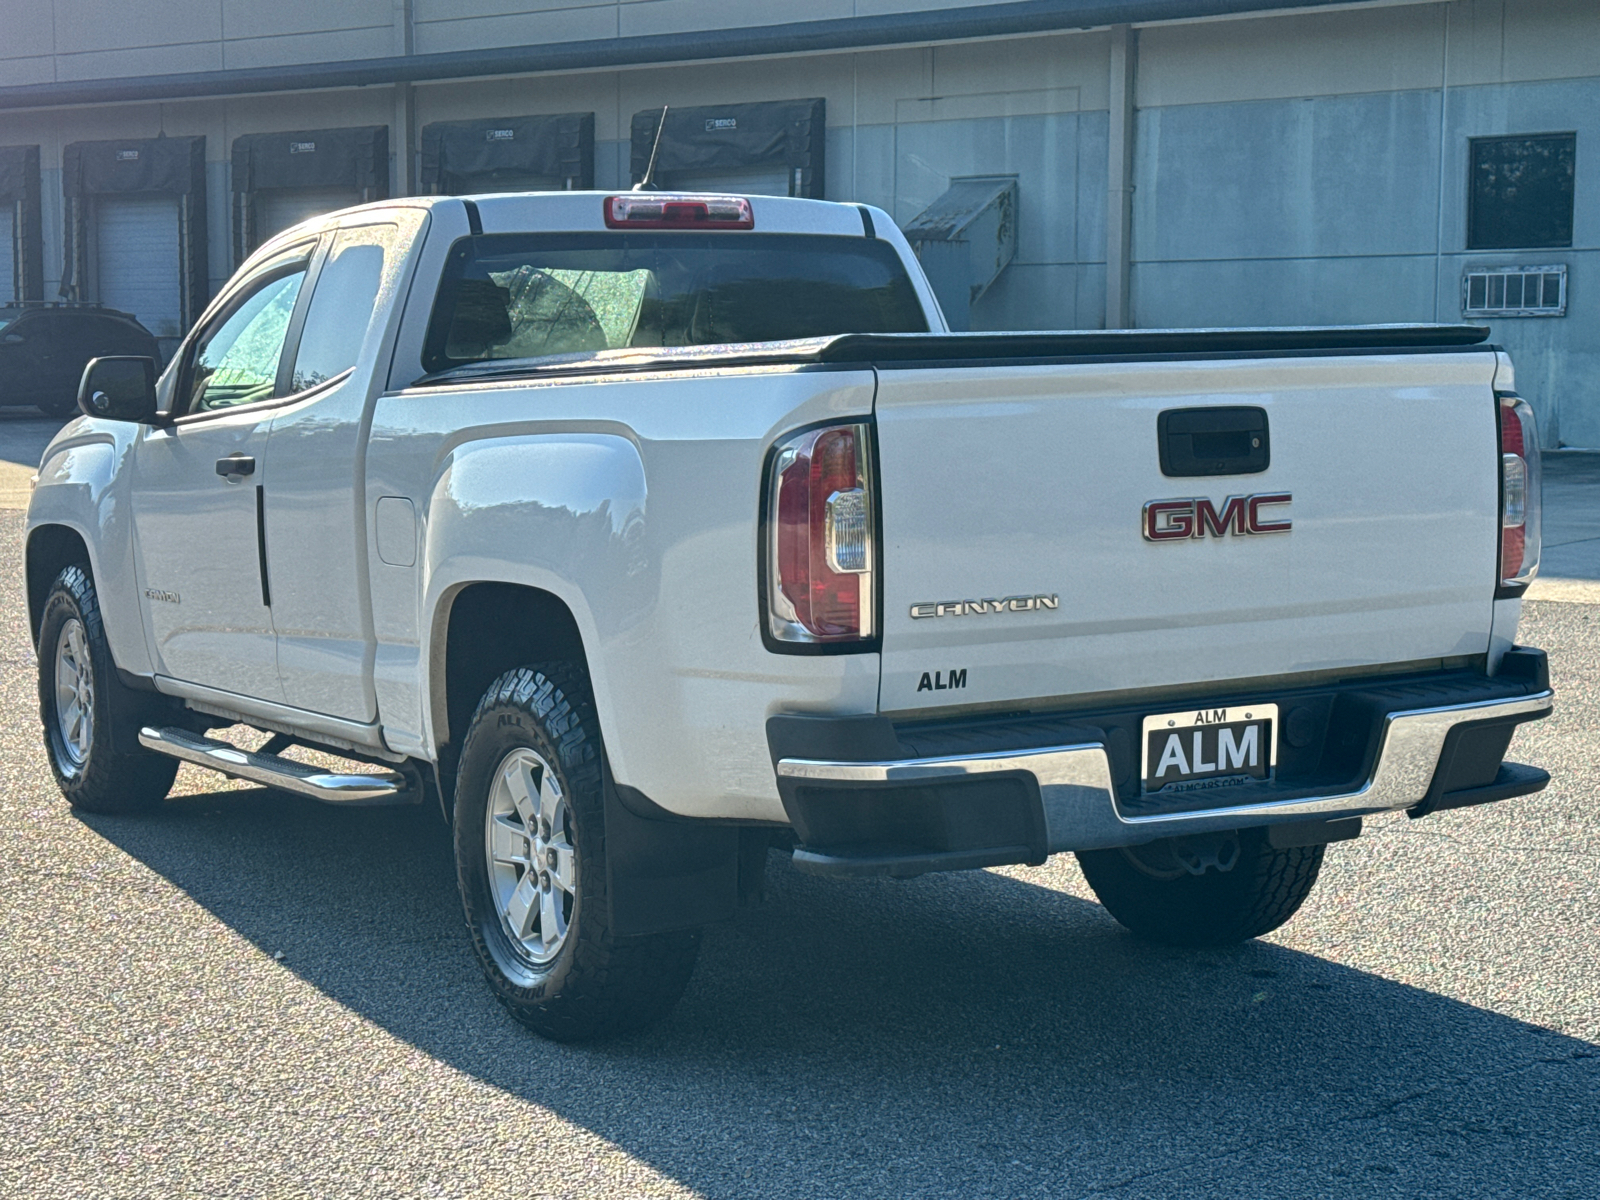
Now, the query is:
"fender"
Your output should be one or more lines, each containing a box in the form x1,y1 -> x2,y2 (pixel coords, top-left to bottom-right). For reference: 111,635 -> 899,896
415,432 -> 651,762
27,422 -> 155,678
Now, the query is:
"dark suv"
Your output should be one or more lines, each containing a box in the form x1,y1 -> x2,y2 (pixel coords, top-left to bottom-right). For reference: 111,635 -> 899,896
0,303 -> 160,417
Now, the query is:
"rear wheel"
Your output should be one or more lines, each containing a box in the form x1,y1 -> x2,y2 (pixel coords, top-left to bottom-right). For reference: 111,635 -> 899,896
1077,829 -> 1325,946
37,565 -> 178,813
453,664 -> 701,1041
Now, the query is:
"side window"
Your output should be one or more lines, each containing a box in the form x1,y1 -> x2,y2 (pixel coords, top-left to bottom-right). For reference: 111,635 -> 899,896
186,268 -> 307,412
289,225 -> 395,393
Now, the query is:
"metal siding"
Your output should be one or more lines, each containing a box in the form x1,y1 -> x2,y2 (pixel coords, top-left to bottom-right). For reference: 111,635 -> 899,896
95,194 -> 181,336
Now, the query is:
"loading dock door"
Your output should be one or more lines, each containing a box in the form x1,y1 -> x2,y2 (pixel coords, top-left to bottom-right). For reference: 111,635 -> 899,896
420,114 -> 594,196
448,170 -> 561,195
231,127 -> 387,266
96,195 -> 182,337
256,187 -> 362,242
657,163 -> 794,197
0,209 -> 13,303
630,100 -> 825,199
61,136 -> 208,333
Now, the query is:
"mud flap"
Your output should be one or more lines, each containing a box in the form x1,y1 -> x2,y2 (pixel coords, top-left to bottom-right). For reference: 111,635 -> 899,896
603,763 -> 748,937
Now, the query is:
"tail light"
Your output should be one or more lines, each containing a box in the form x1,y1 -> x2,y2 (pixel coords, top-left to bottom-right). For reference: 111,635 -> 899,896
1498,394 -> 1541,591
604,195 -> 754,229
766,423 -> 875,646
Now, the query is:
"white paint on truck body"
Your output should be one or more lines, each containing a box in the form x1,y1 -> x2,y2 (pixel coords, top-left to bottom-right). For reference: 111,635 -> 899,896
26,191 -> 1518,827
874,352 -> 1502,714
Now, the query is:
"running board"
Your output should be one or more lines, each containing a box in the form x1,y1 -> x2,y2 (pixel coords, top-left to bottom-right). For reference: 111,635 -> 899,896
138,726 -> 419,806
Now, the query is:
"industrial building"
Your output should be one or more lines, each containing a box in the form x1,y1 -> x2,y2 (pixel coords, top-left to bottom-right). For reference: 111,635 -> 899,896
0,0 -> 1592,443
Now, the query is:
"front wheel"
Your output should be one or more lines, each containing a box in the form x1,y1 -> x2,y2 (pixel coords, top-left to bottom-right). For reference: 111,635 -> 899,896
1077,829 -> 1325,946
454,664 -> 701,1041
37,565 -> 178,813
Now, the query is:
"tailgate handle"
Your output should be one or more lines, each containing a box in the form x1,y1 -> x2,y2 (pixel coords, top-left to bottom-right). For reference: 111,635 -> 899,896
1158,407 -> 1269,477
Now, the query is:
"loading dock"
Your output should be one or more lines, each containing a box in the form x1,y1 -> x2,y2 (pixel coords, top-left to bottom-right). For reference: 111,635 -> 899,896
420,113 -> 593,195
60,136 -> 207,338
0,145 -> 43,303
630,99 -> 824,198
231,126 -> 388,265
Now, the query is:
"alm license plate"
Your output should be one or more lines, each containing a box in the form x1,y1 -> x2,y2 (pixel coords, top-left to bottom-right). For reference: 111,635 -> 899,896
1141,703 -> 1278,793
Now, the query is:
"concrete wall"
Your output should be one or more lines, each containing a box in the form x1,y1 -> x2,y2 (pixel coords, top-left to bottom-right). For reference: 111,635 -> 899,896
2,0 -> 1595,442
1129,0 -> 1600,447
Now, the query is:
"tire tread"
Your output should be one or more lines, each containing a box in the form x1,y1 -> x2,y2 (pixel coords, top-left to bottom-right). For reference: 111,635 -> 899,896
1077,832 -> 1325,947
38,564 -> 177,814
455,664 -> 699,1042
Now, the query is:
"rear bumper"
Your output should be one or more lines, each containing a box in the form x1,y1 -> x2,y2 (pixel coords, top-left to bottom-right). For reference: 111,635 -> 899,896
770,651 -> 1553,878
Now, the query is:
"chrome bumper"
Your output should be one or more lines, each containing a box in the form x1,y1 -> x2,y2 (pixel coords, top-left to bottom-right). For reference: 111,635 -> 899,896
775,691 -> 1553,854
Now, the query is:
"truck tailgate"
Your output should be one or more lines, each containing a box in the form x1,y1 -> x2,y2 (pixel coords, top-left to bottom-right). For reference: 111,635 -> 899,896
874,351 -> 1501,713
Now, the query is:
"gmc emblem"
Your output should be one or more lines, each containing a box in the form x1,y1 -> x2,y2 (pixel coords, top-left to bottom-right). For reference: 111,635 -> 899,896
1143,493 -> 1292,541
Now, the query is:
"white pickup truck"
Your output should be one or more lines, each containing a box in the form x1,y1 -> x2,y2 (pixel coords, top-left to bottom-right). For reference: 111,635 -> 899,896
28,191 -> 1552,1041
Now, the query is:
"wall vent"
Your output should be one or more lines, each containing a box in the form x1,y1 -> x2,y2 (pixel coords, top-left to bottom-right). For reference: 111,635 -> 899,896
1463,264 -> 1567,318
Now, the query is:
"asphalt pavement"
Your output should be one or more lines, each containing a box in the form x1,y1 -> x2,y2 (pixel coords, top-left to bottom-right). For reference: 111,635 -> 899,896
0,422 -> 1596,1198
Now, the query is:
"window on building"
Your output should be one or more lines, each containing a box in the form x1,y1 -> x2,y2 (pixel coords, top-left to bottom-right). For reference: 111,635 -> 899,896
1468,133 -> 1576,250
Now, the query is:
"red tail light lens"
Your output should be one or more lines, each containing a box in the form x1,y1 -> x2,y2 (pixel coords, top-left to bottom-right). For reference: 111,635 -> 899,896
1498,394 -> 1541,590
604,195 -> 754,229
766,423 -> 875,645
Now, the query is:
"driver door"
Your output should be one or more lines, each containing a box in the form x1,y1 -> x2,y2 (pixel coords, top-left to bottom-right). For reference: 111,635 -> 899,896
130,245 -> 315,702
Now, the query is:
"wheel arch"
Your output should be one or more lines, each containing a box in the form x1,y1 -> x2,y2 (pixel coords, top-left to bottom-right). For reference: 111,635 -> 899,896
429,580 -> 591,817
26,523 -> 94,647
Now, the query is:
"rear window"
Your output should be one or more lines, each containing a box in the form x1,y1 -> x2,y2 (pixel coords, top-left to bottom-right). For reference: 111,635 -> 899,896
422,232 -> 928,373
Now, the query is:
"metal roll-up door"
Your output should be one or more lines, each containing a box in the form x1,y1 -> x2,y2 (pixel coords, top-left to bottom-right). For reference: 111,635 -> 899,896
96,195 -> 182,336
657,163 -> 795,197
0,208 -> 13,303
256,187 -> 363,242
448,170 -> 562,195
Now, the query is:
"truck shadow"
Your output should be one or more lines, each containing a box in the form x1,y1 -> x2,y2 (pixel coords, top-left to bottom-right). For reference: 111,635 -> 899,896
85,788 -> 1599,1199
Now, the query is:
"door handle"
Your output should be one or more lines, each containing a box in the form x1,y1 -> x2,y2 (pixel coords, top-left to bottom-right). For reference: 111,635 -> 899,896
216,454 -> 256,480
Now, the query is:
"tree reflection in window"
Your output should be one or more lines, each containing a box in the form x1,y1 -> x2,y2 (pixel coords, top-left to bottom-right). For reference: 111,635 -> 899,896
191,272 -> 305,410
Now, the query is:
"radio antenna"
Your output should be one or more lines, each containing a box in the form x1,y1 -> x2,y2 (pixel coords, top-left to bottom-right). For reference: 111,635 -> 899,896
633,106 -> 669,191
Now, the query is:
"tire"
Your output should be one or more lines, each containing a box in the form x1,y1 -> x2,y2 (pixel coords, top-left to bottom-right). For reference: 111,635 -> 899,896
1077,828 -> 1325,947
37,392 -> 79,419
453,664 -> 701,1042
37,564 -> 179,813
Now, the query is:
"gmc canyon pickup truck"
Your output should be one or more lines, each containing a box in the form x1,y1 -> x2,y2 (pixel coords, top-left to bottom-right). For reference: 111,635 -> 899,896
28,191 -> 1552,1041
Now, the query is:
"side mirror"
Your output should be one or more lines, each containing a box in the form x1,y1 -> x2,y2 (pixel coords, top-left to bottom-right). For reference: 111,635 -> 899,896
79,356 -> 159,423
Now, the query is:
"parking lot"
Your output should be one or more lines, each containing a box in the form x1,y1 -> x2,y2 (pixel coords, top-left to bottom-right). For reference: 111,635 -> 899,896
0,416 -> 1595,1199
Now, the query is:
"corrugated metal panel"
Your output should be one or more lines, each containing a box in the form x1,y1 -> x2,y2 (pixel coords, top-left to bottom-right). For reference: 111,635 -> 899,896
96,195 -> 180,336
0,208 -> 14,303
256,187 -> 361,242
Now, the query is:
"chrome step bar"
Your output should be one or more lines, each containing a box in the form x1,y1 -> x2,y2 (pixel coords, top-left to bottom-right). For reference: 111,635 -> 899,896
138,726 -> 419,807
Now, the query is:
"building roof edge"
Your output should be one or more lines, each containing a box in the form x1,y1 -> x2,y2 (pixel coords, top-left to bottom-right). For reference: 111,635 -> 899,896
0,0 -> 1380,112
